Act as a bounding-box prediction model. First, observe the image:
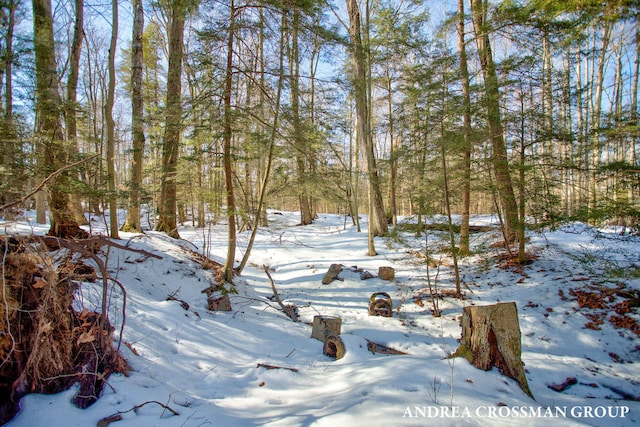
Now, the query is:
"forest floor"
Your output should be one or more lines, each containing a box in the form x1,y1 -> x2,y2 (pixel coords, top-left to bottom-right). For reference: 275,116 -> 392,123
2,210 -> 640,426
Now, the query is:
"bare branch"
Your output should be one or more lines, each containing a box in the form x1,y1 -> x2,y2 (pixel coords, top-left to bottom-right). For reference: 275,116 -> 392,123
0,154 -> 100,212
263,266 -> 299,322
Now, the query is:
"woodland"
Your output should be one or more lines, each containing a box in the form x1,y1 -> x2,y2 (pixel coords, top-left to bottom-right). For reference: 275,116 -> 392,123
0,0 -> 638,260
0,0 -> 639,424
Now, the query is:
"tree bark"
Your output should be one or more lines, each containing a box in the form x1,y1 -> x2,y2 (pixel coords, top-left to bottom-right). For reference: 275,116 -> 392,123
222,0 -> 237,283
311,315 -> 342,343
346,0 -> 387,248
1,0 -> 17,209
469,0 -> 519,243
290,7 -> 313,226
453,302 -> 533,399
33,0 -> 78,237
457,0 -> 472,255
123,0 -> 145,233
65,0 -> 88,226
156,0 -> 186,239
105,0 -> 119,239
588,21 -> 613,223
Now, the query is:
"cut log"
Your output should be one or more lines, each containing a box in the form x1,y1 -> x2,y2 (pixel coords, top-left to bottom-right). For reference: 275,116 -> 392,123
321,264 -> 343,284
368,292 -> 393,317
452,302 -> 534,399
311,315 -> 342,342
323,335 -> 345,360
378,266 -> 395,281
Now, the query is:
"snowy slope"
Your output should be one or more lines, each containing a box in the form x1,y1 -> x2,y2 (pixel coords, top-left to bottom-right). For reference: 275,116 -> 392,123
3,212 -> 639,426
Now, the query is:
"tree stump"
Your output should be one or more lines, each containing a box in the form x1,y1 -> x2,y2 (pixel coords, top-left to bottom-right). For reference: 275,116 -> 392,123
311,315 -> 342,343
323,335 -> 345,360
378,266 -> 395,281
321,264 -> 342,284
452,302 -> 534,399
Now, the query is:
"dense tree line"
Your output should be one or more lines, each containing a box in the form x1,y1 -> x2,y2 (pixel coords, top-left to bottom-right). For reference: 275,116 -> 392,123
0,0 -> 638,279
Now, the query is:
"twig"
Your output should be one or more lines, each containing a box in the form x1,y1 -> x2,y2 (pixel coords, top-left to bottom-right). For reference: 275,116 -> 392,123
263,266 -> 300,322
0,154 -> 99,212
98,400 -> 180,426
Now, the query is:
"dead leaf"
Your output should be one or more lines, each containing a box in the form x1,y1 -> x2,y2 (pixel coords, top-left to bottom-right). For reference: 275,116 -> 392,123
32,278 -> 47,289
77,331 -> 96,345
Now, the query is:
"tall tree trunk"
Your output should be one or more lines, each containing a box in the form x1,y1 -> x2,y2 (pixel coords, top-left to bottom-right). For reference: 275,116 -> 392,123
349,106 -> 361,231
222,0 -> 237,283
440,86 -> 461,295
65,0 -> 88,225
33,0 -> 79,236
1,0 -> 17,211
457,0 -> 472,255
237,8 -> 286,275
156,0 -> 186,238
105,0 -> 119,238
346,0 -> 387,255
123,0 -> 146,232
290,7 -> 313,225
632,21 -> 639,204
469,0 -> 519,243
588,21 -> 613,223
386,66 -> 397,228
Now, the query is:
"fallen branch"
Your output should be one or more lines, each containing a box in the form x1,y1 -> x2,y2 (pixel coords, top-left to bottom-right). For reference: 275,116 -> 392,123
97,400 -> 179,426
82,236 -> 163,260
257,363 -> 299,373
263,266 -> 299,322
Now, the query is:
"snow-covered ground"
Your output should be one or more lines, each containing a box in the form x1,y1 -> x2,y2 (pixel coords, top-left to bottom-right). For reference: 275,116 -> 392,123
2,211 -> 639,426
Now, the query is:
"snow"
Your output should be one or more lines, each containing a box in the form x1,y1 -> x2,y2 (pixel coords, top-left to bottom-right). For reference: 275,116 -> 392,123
2,211 -> 639,426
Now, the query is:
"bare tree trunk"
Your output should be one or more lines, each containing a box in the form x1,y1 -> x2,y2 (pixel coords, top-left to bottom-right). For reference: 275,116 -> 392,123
588,21 -> 613,223
222,0 -> 237,283
457,0 -> 472,255
346,0 -> 387,253
65,0 -> 88,225
123,0 -> 145,232
33,0 -> 79,237
386,67 -> 397,228
289,7 -> 313,226
632,21 -> 639,204
349,106 -> 361,231
440,89 -> 461,295
237,8 -> 286,275
105,0 -> 119,239
156,0 -> 186,239
1,0 -> 18,210
469,0 -> 519,244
